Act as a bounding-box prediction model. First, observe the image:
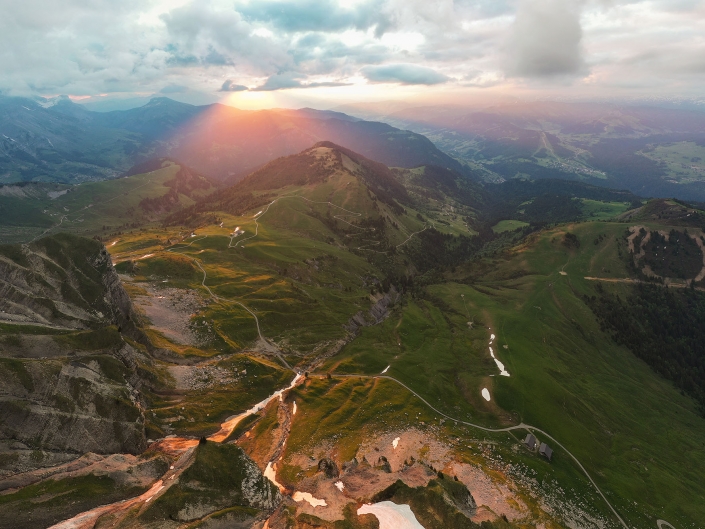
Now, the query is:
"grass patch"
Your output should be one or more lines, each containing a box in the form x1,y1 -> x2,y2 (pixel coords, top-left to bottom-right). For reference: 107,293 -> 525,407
0,323 -> 68,336
0,358 -> 33,391
0,474 -> 147,529
492,220 -> 529,233
141,442 -> 277,523
150,354 -> 292,437
54,327 -> 123,351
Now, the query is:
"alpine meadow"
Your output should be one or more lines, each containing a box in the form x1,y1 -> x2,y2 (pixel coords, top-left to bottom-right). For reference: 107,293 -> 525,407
1,2 -> 704,529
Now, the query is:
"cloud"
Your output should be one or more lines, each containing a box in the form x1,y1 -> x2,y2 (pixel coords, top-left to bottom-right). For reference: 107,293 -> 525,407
159,84 -> 188,94
252,73 -> 304,91
361,64 -> 449,85
220,80 -> 248,92
505,0 -> 586,77
160,3 -> 292,77
251,73 -> 350,91
238,0 -> 393,37
2,0 -> 705,101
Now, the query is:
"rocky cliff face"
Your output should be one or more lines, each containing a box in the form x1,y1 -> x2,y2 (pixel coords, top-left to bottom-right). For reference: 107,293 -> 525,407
0,233 -> 141,332
0,345 -> 147,465
344,286 -> 399,334
141,442 -> 280,525
0,234 -> 151,475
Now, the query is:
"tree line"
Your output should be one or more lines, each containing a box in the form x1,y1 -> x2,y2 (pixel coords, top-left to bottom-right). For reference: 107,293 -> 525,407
586,283 -> 705,415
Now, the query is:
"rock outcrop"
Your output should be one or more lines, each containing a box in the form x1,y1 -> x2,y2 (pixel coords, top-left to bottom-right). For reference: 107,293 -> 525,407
140,443 -> 280,524
317,457 -> 339,478
0,343 -> 148,465
0,233 -> 143,336
344,286 -> 399,333
0,234 -> 152,475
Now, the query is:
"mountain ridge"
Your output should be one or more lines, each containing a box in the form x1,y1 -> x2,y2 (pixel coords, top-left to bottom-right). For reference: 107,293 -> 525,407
0,95 -> 468,185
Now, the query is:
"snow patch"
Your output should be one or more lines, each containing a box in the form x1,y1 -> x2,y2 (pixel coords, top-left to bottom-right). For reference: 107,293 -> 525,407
334,481 -> 345,492
357,502 -> 425,529
392,437 -> 400,449
47,189 -> 68,199
381,365 -> 390,374
293,491 -> 327,507
209,374 -> 301,442
292,401 -> 297,415
489,345 -> 510,377
264,462 -> 285,492
482,388 -> 491,401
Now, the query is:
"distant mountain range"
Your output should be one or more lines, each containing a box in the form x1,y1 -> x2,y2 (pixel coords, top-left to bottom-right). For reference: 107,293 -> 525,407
7,94 -> 705,202
339,101 -> 705,202
0,95 -> 467,185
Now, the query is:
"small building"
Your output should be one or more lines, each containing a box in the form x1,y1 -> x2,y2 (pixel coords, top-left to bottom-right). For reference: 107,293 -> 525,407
539,442 -> 553,461
523,434 -> 537,450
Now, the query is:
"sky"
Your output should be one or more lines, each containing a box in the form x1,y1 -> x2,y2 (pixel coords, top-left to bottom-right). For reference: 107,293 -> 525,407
2,0 -> 705,110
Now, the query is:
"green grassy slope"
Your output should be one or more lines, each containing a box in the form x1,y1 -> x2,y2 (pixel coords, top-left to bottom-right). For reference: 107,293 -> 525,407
321,220 -> 705,528
10,143 -> 700,527
113,145 -> 449,355
0,160 -> 214,244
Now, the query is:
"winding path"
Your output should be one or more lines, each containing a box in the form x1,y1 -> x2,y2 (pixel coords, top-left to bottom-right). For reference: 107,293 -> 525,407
324,373 -> 631,529
230,194 -> 365,249
114,200 -> 638,528
166,236 -> 291,369
228,194 -> 430,253
167,204 -> 632,529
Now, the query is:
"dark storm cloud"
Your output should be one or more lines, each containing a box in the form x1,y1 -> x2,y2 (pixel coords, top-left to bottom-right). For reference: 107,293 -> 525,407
220,80 -> 249,92
361,64 -> 449,85
505,0 -> 585,77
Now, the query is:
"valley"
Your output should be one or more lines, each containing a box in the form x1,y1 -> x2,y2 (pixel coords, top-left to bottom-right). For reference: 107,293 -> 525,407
341,102 -> 705,203
1,142 -> 704,529
6,1 -> 705,527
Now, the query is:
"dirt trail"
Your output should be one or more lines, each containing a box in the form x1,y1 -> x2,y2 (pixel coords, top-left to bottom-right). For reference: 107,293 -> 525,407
230,193 -> 429,255
167,236 -> 292,369
48,447 -> 196,529
49,373 -> 301,528
320,373 -> 630,529
584,276 -> 705,292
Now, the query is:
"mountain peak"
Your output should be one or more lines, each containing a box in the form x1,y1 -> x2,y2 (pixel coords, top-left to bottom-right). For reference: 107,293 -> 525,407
310,140 -> 344,151
233,142 -> 408,213
144,96 -> 193,108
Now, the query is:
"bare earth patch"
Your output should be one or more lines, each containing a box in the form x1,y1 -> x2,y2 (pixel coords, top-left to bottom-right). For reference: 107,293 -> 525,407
167,364 -> 238,391
449,461 -> 529,523
0,452 -> 165,493
131,284 -> 206,346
